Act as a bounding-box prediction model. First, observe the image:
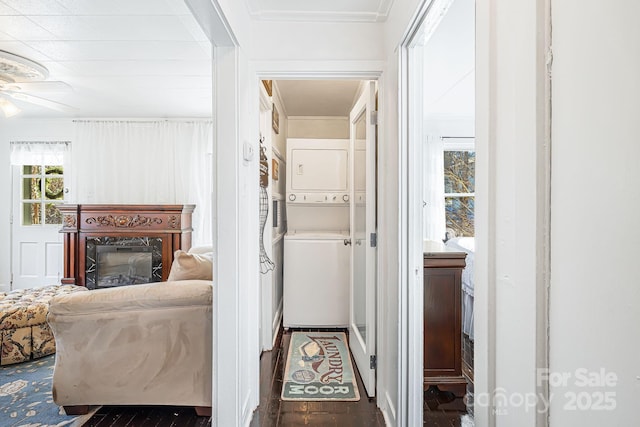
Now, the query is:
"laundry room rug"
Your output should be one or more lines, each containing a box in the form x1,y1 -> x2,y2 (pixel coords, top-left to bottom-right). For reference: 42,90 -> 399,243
281,332 -> 360,402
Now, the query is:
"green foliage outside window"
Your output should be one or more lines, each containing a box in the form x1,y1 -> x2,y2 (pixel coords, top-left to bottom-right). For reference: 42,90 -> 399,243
21,165 -> 64,225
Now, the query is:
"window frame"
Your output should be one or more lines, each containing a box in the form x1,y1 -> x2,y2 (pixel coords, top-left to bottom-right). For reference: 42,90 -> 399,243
19,163 -> 66,226
443,137 -> 475,236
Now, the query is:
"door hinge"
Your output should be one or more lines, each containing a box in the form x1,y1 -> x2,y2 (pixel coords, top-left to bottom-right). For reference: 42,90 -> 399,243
370,355 -> 377,370
370,232 -> 377,247
370,110 -> 378,126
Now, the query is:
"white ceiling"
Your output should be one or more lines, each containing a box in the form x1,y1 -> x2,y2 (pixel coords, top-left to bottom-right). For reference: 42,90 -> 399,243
0,0 -> 212,118
275,80 -> 362,117
0,0 -> 394,119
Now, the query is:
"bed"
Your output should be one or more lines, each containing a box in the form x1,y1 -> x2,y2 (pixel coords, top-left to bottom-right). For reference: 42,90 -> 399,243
444,236 -> 475,341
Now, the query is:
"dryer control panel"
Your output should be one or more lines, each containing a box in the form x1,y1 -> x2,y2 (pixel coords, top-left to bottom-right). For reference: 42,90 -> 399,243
287,192 -> 349,204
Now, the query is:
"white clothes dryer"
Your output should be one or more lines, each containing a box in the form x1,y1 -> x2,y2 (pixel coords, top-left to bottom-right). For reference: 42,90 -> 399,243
283,231 -> 350,328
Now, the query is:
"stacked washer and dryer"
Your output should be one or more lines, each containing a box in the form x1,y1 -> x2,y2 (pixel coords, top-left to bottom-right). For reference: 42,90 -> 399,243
283,138 -> 351,328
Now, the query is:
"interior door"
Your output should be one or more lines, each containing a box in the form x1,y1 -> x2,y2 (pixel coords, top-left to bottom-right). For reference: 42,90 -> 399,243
349,80 -> 377,397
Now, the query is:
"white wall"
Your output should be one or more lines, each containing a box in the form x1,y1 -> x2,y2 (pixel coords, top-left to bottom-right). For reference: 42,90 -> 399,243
250,21 -> 385,62
474,0 -> 550,425
287,117 -> 349,139
271,83 -> 288,158
550,1 -> 640,425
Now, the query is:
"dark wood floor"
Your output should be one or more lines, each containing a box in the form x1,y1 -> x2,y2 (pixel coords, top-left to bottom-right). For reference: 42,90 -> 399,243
250,328 -> 386,427
83,329 -> 474,426
84,405 -> 211,427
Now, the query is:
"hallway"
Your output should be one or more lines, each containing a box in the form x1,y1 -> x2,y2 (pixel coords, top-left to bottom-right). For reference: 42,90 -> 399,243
250,329 -> 473,426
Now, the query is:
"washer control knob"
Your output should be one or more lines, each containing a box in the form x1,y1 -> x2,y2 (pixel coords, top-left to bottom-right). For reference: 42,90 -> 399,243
342,194 -> 349,202
289,194 -> 296,201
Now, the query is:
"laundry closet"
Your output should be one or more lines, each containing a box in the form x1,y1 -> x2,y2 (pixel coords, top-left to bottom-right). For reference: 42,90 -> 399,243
258,79 -> 374,341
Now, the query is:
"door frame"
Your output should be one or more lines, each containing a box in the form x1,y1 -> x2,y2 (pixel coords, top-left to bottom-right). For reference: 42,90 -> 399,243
399,0 -> 552,425
398,2 -> 483,425
348,80 -> 378,398
251,61 -> 386,407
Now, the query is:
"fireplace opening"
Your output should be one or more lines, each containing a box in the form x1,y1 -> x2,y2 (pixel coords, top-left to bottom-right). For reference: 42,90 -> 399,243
85,236 -> 163,289
96,245 -> 153,287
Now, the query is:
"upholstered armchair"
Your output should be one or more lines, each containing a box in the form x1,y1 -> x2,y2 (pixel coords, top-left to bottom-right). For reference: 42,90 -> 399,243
47,248 -> 213,417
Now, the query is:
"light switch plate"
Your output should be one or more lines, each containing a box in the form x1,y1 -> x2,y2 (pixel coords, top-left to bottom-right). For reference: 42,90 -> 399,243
243,141 -> 254,161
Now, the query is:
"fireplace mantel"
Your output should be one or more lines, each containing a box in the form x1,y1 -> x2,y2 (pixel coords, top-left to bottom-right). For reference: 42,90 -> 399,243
59,204 -> 195,287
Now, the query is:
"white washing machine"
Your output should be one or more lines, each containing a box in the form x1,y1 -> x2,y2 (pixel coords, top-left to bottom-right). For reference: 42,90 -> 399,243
283,231 -> 350,327
282,138 -> 351,328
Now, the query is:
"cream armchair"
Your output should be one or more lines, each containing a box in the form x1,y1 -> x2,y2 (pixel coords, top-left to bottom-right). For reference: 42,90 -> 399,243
48,248 -> 213,417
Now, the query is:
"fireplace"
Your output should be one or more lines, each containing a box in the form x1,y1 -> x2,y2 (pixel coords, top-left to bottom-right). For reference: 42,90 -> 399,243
85,237 -> 163,289
59,204 -> 194,287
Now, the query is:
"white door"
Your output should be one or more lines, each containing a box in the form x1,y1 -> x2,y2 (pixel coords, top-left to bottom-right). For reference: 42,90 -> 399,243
349,81 -> 377,397
11,163 -> 66,289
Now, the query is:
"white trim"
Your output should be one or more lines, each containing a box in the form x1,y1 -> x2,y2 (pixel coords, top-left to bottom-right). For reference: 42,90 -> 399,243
287,115 -> 349,121
253,61 -> 385,79
272,232 -> 285,245
251,62 -> 388,420
383,390 -> 396,426
244,0 -> 395,23
212,44 -> 247,427
473,1 -> 494,424
185,0 -> 236,46
271,299 -> 283,348
246,10 -> 388,23
442,138 -> 475,151
272,146 -> 285,162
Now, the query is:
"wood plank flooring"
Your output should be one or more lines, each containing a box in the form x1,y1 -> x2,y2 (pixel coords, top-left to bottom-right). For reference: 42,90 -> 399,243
83,328 -> 474,426
83,405 -> 211,427
250,328 -> 386,427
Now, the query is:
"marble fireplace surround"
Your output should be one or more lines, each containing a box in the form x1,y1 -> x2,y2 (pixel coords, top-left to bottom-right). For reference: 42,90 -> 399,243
59,204 -> 194,288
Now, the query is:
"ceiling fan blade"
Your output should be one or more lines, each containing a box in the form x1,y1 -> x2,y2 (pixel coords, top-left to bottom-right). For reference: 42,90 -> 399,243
0,96 -> 21,117
3,81 -> 73,93
8,92 -> 77,113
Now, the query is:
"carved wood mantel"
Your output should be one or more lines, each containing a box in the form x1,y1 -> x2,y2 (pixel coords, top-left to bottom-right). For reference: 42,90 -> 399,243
59,204 -> 195,287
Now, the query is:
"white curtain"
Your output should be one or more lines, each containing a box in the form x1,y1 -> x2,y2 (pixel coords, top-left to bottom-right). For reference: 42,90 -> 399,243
72,120 -> 213,246
423,134 -> 446,241
10,141 -> 70,165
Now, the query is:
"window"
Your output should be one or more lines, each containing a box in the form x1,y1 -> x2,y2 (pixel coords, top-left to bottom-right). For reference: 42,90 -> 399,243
443,141 -> 475,237
20,164 -> 65,226
11,141 -> 69,226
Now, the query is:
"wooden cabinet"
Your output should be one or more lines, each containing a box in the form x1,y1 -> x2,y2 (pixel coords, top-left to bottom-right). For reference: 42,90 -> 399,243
423,250 -> 467,391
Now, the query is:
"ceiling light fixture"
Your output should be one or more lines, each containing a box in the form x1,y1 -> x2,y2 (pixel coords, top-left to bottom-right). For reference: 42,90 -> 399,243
0,50 -> 49,83
0,96 -> 21,118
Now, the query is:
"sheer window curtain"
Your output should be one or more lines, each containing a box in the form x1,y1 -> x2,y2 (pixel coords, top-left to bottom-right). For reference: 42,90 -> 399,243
10,141 -> 70,166
72,120 -> 213,246
423,134 -> 446,242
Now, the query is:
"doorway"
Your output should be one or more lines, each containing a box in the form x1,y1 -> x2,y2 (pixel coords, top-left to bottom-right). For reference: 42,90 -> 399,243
10,141 -> 69,290
403,0 -> 476,423
255,77 -> 380,417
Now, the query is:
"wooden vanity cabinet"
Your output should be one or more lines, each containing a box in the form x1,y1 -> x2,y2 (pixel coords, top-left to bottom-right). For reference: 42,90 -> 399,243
423,251 -> 467,391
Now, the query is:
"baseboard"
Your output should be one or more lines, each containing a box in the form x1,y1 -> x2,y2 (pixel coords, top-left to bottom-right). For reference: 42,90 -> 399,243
271,299 -> 282,347
241,390 -> 252,427
381,391 -> 396,427
0,284 -> 9,293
